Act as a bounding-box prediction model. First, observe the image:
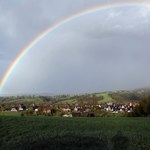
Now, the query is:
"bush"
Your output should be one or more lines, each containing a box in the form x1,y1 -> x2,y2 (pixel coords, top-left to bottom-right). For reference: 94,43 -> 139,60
24,109 -> 34,116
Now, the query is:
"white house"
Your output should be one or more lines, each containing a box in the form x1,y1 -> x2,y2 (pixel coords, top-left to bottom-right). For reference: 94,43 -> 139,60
11,108 -> 17,112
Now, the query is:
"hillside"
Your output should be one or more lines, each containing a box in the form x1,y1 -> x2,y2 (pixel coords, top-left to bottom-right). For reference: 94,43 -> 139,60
0,88 -> 150,106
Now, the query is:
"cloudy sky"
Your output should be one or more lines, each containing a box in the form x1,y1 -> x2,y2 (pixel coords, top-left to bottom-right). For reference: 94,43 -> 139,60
0,0 -> 150,95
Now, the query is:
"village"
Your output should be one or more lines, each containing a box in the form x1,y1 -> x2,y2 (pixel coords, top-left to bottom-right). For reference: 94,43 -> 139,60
6,102 -> 137,117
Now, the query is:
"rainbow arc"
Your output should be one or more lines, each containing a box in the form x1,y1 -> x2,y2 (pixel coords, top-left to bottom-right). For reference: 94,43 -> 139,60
0,1 -> 149,94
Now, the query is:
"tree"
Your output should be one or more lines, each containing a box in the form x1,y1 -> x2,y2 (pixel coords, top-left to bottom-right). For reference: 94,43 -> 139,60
131,96 -> 150,117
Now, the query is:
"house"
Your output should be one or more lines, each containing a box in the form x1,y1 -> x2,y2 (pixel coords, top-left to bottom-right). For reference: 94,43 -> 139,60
62,106 -> 71,112
74,107 -> 78,112
43,109 -> 51,113
18,107 -> 23,111
35,108 -> 38,112
18,104 -> 26,111
32,104 -> 39,111
11,107 -> 17,112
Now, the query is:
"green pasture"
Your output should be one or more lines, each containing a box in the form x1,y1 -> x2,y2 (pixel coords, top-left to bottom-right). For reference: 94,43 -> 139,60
96,92 -> 114,103
0,114 -> 150,150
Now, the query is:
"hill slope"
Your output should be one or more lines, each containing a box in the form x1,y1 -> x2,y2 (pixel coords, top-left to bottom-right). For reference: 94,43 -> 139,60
1,88 -> 150,105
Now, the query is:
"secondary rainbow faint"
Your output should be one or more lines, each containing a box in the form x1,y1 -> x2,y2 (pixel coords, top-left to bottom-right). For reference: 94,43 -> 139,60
0,1 -> 149,95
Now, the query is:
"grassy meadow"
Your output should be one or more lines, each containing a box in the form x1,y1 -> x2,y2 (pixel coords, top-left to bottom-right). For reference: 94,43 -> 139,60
0,114 -> 150,150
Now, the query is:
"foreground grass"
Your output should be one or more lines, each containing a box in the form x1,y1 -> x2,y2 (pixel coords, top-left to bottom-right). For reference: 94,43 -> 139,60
0,115 -> 150,150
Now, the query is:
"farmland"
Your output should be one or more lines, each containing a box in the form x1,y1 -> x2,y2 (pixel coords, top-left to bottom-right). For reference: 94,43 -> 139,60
0,115 -> 150,150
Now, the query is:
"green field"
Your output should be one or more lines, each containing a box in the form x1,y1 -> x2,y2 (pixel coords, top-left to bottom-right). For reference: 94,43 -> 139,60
0,114 -> 150,150
96,92 -> 114,103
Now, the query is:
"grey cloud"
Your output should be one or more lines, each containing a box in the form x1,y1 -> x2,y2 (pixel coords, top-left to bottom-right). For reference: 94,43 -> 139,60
1,0 -> 150,95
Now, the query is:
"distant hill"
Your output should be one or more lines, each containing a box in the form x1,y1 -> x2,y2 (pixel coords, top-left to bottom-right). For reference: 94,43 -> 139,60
1,88 -> 150,105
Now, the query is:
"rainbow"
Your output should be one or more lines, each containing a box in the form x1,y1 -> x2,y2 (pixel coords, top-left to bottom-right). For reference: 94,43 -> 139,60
0,1 -> 149,95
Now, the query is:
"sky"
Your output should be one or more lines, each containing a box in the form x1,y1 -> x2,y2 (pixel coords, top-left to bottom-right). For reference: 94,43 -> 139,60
1,0 -> 150,95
